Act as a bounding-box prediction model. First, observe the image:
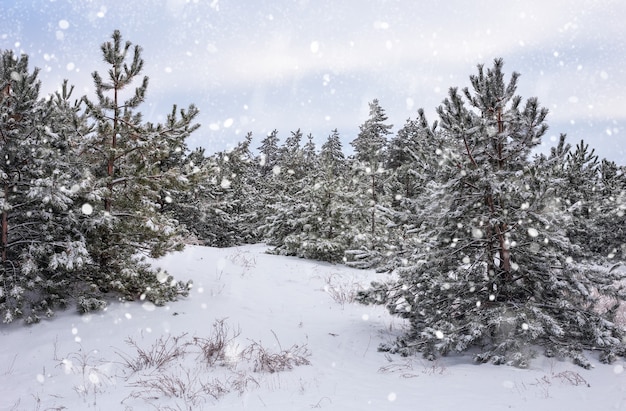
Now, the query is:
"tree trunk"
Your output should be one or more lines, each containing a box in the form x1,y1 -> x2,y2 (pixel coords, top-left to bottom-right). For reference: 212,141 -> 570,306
1,185 -> 7,262
371,174 -> 376,236
105,72 -> 120,213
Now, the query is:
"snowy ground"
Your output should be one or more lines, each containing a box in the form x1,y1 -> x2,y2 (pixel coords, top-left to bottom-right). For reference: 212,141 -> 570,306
1,244 -> 625,410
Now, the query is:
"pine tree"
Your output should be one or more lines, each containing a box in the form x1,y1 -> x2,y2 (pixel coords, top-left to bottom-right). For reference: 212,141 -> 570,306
0,52 -> 90,323
379,109 -> 443,270
594,160 -> 626,260
359,59 -> 626,367
277,129 -> 353,262
160,147 -> 232,246
78,30 -> 198,310
218,132 -> 261,243
344,100 -> 393,267
257,129 -> 280,176
260,129 -> 310,250
558,140 -> 601,256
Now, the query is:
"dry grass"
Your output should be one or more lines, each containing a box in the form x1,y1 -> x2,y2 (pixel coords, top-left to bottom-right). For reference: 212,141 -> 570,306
118,320 -> 310,409
193,319 -> 241,368
227,248 -> 257,270
116,333 -> 189,372
243,333 -> 311,373
321,272 -> 363,307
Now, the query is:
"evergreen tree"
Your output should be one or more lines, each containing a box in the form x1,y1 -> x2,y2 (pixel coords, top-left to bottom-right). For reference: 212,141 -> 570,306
0,51 -> 90,323
277,128 -> 305,181
594,160 -> 626,260
278,129 -> 353,262
351,99 -> 392,168
559,140 -> 601,256
78,30 -> 198,310
386,109 -> 438,202
160,146 -> 237,247
303,133 -> 318,172
344,100 -> 393,267
257,129 -> 280,176
260,129 -> 309,250
380,109 -> 443,270
359,59 -> 626,367
220,132 -> 262,243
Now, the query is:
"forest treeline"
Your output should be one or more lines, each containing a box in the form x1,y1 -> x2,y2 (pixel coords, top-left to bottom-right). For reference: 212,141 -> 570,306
1,31 -> 624,367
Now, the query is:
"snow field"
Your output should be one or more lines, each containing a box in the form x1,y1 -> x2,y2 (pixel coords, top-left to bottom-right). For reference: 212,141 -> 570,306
1,244 -> 624,410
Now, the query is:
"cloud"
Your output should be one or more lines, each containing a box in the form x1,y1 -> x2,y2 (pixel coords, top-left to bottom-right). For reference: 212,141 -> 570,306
4,0 -> 624,161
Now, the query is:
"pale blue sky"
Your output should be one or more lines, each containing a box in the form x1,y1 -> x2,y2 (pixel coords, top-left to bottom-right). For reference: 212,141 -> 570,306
2,0 -> 625,163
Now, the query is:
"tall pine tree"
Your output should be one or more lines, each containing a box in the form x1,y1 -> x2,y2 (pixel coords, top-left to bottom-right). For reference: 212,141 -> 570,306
78,30 -> 198,310
359,59 -> 625,367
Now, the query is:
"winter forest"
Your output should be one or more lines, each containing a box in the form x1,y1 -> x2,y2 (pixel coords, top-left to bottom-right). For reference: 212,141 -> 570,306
1,27 -> 625,380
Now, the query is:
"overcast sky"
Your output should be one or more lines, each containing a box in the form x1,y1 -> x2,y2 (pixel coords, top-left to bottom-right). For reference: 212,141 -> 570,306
2,0 -> 625,163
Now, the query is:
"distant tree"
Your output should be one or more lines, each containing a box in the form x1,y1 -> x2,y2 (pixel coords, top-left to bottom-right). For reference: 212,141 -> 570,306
351,99 -> 392,168
594,160 -> 626,260
359,59 -> 625,368
303,133 -> 318,171
161,146 -> 241,247
277,129 -> 353,262
350,100 -> 392,232
563,144 -> 626,260
344,100 -> 393,267
386,109 -> 439,202
380,108 -> 443,270
257,129 -> 280,177
221,132 -> 262,243
277,128 -> 305,181
260,129 -> 310,250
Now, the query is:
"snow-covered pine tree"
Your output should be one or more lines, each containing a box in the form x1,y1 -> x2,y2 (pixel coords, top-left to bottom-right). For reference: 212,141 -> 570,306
0,52 -> 91,323
556,140 -> 601,257
78,31 -> 198,310
257,129 -> 280,177
593,159 -> 626,260
344,99 -> 393,268
358,59 -> 626,367
215,132 -> 261,244
303,133 -> 318,172
260,129 -> 312,251
379,108 -> 443,271
277,129 -> 354,262
160,147 -> 233,246
547,140 -> 626,262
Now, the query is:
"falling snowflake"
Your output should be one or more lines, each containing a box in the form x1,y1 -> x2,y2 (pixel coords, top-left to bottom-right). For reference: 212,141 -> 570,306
472,228 -> 484,239
81,203 -> 93,215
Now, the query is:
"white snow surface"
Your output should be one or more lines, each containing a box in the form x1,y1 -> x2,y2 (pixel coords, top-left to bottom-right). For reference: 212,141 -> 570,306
1,244 -> 625,410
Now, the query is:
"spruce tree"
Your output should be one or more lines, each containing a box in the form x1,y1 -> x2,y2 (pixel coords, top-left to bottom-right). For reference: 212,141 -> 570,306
359,59 -> 625,367
257,129 -> 280,177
